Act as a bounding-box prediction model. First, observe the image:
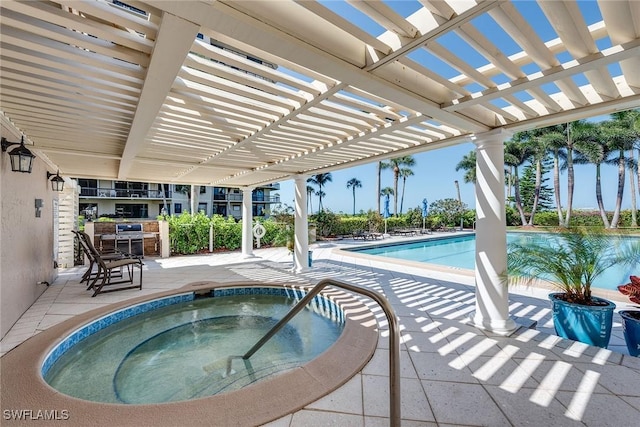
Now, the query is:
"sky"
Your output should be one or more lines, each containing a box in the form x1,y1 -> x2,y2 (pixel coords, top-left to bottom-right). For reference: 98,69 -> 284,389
273,2 -> 630,215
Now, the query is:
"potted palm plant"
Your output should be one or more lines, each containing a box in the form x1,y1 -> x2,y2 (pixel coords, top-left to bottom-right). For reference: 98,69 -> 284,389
617,276 -> 640,357
507,227 -> 640,348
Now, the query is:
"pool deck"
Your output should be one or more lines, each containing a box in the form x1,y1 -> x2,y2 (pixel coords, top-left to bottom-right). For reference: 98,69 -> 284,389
2,232 -> 639,426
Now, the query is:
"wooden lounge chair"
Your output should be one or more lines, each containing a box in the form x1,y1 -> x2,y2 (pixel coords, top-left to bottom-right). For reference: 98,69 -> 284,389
77,231 -> 143,297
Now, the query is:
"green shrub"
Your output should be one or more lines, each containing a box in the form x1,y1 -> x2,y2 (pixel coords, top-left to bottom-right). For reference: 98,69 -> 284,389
532,211 -> 559,227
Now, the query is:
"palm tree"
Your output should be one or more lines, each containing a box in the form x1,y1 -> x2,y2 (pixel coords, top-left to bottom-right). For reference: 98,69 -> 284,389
573,122 -> 612,228
539,126 -> 568,226
455,150 -> 477,184
376,161 -> 383,214
399,168 -> 414,214
307,173 -> 332,212
381,156 -> 415,216
504,140 -> 533,226
601,112 -> 639,228
346,178 -> 362,215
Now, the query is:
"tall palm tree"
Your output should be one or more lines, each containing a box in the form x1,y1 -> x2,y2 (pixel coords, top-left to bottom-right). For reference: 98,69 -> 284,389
376,161 -> 382,214
455,150 -> 477,184
601,112 -> 639,228
539,126 -> 568,226
515,129 -> 553,226
399,168 -> 414,214
307,173 -> 332,212
504,140 -> 533,226
346,178 -> 362,215
573,122 -> 612,228
381,156 -> 415,216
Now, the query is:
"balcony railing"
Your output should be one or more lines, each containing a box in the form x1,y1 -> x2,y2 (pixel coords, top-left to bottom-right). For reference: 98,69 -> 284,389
223,194 -> 280,203
80,187 -> 171,199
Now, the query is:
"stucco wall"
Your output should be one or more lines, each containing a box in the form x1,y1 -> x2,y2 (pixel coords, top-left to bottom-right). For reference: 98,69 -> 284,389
1,130 -> 56,339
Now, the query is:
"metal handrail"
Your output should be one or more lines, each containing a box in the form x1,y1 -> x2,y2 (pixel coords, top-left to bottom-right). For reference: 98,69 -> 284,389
239,278 -> 401,426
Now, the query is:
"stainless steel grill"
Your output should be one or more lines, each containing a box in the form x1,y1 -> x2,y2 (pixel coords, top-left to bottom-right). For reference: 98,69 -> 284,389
115,223 -> 144,257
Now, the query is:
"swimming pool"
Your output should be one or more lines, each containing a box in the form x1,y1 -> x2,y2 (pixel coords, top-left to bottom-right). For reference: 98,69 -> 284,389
43,287 -> 345,404
349,233 -> 636,291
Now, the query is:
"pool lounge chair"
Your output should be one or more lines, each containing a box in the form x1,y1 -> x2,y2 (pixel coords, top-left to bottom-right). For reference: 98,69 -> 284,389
76,231 -> 143,297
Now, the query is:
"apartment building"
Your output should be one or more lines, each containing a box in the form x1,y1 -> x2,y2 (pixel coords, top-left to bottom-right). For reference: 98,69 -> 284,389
77,179 -> 280,220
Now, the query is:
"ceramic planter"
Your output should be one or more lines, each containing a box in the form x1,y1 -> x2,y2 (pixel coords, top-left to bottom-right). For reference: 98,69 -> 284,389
619,310 -> 640,357
548,293 -> 616,348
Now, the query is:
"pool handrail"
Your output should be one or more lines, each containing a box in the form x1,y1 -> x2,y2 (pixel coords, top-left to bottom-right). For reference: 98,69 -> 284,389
239,278 -> 402,426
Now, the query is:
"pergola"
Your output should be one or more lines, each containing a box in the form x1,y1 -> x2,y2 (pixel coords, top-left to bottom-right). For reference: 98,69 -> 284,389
1,0 -> 639,334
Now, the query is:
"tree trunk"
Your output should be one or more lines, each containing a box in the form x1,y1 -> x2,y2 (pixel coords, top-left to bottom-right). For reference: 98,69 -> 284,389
630,149 -> 637,227
595,165 -> 611,228
553,151 -> 564,227
376,162 -> 381,214
352,188 -> 356,215
393,167 -> 399,216
527,158 -> 542,226
400,177 -> 407,214
610,151 -> 626,228
513,167 -> 527,226
564,146 -> 575,227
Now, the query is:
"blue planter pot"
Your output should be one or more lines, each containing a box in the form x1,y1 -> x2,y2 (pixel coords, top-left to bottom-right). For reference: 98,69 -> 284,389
620,310 -> 640,357
548,293 -> 616,348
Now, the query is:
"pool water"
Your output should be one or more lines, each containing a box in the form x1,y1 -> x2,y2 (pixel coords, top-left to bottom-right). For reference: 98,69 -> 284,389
351,233 -> 636,291
44,293 -> 344,403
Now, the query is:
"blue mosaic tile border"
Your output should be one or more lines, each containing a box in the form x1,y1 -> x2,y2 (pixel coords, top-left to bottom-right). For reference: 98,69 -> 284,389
41,293 -> 194,377
42,286 -> 346,377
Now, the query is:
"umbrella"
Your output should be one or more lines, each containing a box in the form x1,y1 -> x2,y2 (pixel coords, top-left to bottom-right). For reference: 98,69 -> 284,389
422,198 -> 428,230
383,194 -> 390,234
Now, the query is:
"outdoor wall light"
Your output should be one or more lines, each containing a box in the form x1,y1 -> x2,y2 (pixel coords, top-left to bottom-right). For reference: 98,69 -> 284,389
47,171 -> 65,192
1,136 -> 35,173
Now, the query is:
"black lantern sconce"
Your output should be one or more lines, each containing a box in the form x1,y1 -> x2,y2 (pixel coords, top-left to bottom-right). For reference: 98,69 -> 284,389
47,171 -> 65,192
1,136 -> 36,173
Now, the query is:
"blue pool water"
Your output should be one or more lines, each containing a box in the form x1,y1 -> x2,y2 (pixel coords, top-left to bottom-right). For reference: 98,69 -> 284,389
350,233 -> 636,291
43,288 -> 344,404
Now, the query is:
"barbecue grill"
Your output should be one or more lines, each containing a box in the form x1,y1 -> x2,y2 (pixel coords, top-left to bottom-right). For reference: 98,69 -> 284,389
115,223 -> 144,257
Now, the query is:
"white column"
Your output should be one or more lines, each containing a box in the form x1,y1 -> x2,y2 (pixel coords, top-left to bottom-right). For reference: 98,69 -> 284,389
241,186 -> 255,258
471,129 -> 517,335
294,175 -> 309,273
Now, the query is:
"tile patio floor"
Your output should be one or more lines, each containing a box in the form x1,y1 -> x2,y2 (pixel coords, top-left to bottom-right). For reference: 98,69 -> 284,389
2,234 -> 639,426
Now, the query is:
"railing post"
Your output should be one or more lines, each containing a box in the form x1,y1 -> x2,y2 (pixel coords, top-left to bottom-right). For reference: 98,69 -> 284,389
237,278 -> 401,426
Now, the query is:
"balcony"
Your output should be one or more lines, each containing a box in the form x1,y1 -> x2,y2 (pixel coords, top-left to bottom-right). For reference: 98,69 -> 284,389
223,194 -> 280,203
80,187 -> 171,199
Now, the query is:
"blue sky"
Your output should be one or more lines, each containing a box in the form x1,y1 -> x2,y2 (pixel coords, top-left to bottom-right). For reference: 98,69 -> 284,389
274,2 -> 629,215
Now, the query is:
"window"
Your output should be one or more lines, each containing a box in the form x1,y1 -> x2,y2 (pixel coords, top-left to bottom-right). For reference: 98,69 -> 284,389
253,204 -> 265,217
200,186 -> 207,194
198,202 -> 208,214
115,204 -> 148,218
213,204 -> 227,216
78,179 -> 98,196
174,203 -> 182,214
213,187 -> 227,200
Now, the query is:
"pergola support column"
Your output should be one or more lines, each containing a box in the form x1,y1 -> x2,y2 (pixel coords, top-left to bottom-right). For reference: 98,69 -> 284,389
471,129 -> 517,335
294,175 -> 310,273
241,186 -> 255,258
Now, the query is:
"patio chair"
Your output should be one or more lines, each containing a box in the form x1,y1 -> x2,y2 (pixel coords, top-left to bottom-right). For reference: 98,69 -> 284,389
72,230 -> 128,287
77,231 -> 143,297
